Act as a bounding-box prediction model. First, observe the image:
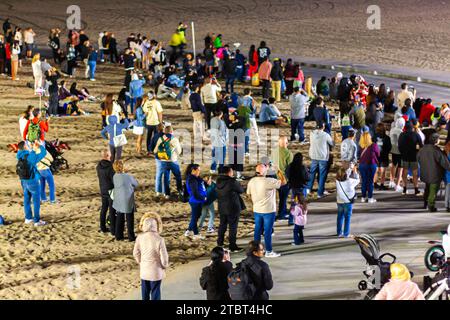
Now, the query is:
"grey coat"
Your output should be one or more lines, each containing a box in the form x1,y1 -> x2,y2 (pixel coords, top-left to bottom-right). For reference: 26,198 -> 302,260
417,144 -> 450,184
112,173 -> 138,214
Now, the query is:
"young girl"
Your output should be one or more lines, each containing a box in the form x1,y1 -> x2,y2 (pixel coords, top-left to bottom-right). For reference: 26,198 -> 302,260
290,193 -> 307,245
133,97 -> 146,154
336,167 -> 360,237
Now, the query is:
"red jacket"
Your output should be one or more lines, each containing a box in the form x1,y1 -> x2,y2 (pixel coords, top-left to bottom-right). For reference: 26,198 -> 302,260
5,43 -> 11,60
23,118 -> 49,141
419,103 -> 436,124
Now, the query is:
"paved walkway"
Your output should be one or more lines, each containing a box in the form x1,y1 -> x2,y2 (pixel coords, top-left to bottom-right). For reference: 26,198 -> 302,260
117,189 -> 449,300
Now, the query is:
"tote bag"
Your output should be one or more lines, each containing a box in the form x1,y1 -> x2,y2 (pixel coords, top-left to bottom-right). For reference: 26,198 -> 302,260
113,124 -> 127,147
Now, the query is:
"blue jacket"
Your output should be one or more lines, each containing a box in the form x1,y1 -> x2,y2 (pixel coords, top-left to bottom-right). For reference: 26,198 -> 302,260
240,96 -> 256,118
16,145 -> 47,183
189,92 -> 206,113
404,107 -> 416,121
129,79 -> 145,99
101,115 -> 130,146
88,51 -> 98,62
186,174 -> 207,204
134,106 -> 146,127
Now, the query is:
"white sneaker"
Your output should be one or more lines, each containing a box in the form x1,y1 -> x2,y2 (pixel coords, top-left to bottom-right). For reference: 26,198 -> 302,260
323,190 -> 330,196
192,234 -> 205,240
156,192 -> 161,197
184,230 -> 192,237
388,181 -> 396,189
305,189 -> 311,195
34,220 -> 47,227
265,251 -> 281,258
207,228 -> 216,233
210,170 -> 217,174
361,198 -> 367,203
245,153 -> 250,157
395,185 -> 403,192
24,219 -> 33,224
368,198 -> 377,203
164,195 -> 170,200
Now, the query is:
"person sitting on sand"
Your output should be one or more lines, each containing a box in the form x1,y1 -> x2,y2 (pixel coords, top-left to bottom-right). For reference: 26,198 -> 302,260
259,97 -> 287,125
133,212 -> 169,301
112,160 -> 137,241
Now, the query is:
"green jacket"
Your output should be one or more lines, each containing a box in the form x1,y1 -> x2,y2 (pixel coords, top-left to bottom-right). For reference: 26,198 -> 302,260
272,147 -> 293,174
237,106 -> 252,130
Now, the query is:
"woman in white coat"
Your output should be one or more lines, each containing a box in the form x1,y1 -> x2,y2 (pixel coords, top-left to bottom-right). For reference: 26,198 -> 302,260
31,53 -> 43,93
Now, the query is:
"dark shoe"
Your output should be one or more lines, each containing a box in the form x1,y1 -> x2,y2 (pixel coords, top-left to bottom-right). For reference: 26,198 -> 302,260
429,206 -> 438,213
374,183 -> 380,189
99,228 -> 109,233
423,201 -> 428,209
447,207 -> 450,212
378,185 -> 388,191
230,247 -> 244,253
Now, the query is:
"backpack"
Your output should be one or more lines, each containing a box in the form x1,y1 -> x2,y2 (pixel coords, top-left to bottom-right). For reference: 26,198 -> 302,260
156,136 -> 172,161
227,262 -> 256,300
16,154 -> 32,180
27,121 -> 41,142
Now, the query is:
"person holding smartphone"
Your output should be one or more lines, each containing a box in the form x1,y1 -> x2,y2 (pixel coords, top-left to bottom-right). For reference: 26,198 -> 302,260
199,246 -> 233,300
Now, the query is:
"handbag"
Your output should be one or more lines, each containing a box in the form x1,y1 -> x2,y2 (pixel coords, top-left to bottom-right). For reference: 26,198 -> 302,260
113,124 -> 127,147
108,189 -> 114,200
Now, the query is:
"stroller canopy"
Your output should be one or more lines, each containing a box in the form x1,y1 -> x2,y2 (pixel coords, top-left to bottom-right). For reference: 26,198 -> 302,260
354,234 -> 381,265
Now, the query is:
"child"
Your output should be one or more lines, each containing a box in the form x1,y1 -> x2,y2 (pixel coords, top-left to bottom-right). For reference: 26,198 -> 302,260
445,142 -> 450,212
199,176 -> 217,233
290,193 -> 307,245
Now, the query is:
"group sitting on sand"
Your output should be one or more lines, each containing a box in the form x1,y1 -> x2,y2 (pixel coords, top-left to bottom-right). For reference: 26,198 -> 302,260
6,17 -> 450,301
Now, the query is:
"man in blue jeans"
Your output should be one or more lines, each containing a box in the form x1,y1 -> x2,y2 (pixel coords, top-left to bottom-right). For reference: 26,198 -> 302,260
306,123 -> 334,198
289,87 -> 308,144
247,163 -> 286,258
16,140 -> 48,226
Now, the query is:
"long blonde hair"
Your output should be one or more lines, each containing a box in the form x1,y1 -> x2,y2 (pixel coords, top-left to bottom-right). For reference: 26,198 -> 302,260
359,132 -> 373,149
32,53 -> 40,64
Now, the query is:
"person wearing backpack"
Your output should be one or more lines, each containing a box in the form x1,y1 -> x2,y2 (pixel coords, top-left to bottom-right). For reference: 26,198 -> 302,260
100,114 -> 130,163
16,140 -> 48,226
200,246 -> 233,300
153,125 -> 183,200
23,109 -> 49,143
229,240 -> 273,300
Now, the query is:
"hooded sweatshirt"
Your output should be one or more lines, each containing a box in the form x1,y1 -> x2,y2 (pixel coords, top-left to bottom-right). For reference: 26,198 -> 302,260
389,118 -> 405,155
100,115 -> 130,146
96,159 -> 115,196
309,129 -> 333,161
133,217 -> 169,281
216,175 -> 245,216
23,117 -> 49,141
16,145 -> 47,183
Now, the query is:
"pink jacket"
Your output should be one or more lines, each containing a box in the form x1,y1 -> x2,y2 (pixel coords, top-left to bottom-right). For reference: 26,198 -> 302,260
290,204 -> 307,226
374,280 -> 425,300
258,61 -> 272,81
133,219 -> 169,281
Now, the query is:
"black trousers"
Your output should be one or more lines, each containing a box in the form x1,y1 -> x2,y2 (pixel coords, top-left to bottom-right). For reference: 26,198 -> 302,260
100,194 -> 116,234
115,211 -> 135,241
204,103 -> 216,130
261,80 -> 271,99
48,92 -> 59,115
217,214 -> 239,250
146,124 -> 157,153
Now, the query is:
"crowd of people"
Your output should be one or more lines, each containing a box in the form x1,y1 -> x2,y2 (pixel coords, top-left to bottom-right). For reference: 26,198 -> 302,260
8,17 -> 450,301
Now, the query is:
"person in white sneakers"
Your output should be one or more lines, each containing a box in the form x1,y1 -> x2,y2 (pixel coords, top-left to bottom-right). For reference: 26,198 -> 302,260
389,118 -> 405,191
358,126 -> 380,203
247,163 -> 286,258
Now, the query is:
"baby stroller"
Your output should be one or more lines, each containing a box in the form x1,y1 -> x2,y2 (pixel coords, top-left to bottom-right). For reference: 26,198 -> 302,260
353,234 -> 396,299
45,139 -> 70,174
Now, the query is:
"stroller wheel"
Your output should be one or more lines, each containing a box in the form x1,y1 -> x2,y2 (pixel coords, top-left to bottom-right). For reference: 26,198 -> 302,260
358,280 -> 367,291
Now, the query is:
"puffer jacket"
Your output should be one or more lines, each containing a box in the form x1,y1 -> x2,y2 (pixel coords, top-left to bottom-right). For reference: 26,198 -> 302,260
133,216 -> 169,281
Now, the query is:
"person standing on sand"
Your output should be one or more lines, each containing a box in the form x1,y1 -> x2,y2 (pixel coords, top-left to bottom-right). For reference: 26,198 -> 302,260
100,114 -> 130,163
133,212 -> 169,301
10,40 -> 20,81
184,164 -> 207,240
143,91 -> 163,155
258,58 -> 272,100
16,140 -> 48,227
96,149 -> 116,234
112,160 -> 137,241
31,53 -> 43,92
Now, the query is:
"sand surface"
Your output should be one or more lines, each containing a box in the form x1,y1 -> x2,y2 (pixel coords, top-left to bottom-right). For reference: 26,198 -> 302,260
1,0 -> 450,71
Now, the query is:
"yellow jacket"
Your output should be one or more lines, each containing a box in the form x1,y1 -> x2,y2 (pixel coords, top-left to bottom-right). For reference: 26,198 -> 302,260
169,32 -> 185,47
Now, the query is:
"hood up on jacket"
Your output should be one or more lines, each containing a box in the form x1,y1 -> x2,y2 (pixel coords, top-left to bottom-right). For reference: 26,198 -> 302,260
139,212 -> 163,234
394,117 -> 406,130
107,114 -> 118,125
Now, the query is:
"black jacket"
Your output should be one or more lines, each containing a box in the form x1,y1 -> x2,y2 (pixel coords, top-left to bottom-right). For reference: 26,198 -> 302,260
241,255 -> 273,300
96,160 -> 115,196
189,92 -> 206,113
216,175 -> 245,216
46,71 -> 61,94
199,261 -> 233,300
222,59 -> 237,78
286,164 -> 309,189
270,61 -> 283,81
398,130 -> 423,162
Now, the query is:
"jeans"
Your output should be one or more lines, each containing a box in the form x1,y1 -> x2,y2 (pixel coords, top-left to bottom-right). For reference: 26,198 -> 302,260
100,194 -> 116,234
307,160 -> 328,196
161,161 -> 183,196
236,65 -> 244,82
109,144 -> 123,163
115,211 -> 135,241
141,280 -> 161,300
88,60 -> 96,79
211,146 -> 226,172
199,203 -> 215,230
337,203 -> 353,237
217,214 -> 239,250
244,129 -> 250,154
21,180 -> 41,223
48,92 -> 59,116
293,225 -> 304,245
290,118 -> 305,142
225,76 -> 235,93
254,212 -> 276,252
277,184 -> 290,219
445,184 -> 450,208
359,163 -> 377,198
39,169 -> 55,202
188,202 -> 203,235
155,159 -> 164,193
146,125 -> 157,153
130,97 -> 137,115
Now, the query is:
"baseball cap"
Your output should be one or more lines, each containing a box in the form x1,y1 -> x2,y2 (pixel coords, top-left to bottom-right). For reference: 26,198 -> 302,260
361,125 -> 370,133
